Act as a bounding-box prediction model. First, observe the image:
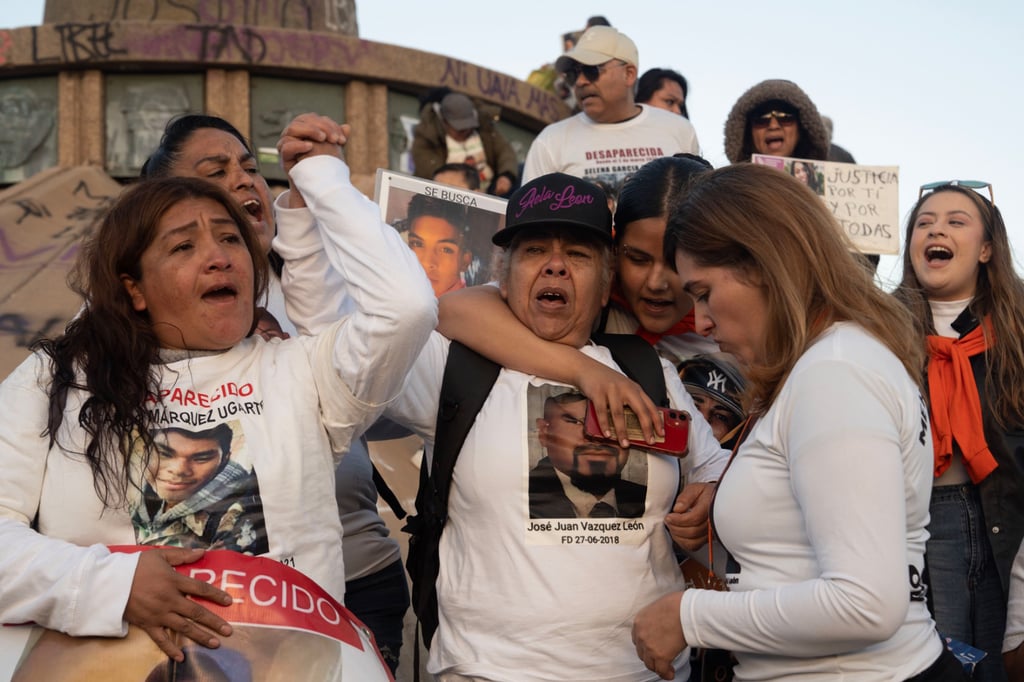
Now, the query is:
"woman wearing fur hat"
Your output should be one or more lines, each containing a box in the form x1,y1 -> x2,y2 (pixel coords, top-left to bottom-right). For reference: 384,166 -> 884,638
723,79 -> 831,165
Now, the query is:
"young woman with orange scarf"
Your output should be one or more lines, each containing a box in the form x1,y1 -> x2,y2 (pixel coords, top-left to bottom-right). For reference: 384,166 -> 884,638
895,181 -> 1024,682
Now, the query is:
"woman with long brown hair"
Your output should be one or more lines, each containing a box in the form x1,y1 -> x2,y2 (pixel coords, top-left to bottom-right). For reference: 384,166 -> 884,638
0,159 -> 434,665
895,180 -> 1024,682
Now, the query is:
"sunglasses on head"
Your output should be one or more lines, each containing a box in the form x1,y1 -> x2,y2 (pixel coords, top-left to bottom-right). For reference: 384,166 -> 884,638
560,59 -> 626,84
750,110 -> 798,129
918,180 -> 994,205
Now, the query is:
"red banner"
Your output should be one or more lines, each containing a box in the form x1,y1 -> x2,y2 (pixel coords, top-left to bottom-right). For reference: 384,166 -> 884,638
2,548 -> 394,681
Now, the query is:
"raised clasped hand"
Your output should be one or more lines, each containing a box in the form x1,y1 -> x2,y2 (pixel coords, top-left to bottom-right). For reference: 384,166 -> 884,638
276,112 -> 351,174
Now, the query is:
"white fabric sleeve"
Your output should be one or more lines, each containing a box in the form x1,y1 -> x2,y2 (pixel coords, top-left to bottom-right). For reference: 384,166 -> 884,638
290,155 -> 436,430
1004,542 -> 1024,652
664,362 -> 729,482
521,131 -> 555,184
272,189 -> 352,336
680,359 -> 913,654
678,118 -> 701,155
380,332 -> 449,446
0,355 -> 139,637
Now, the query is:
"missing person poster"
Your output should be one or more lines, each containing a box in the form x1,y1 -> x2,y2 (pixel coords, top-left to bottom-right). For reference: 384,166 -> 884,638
0,548 -> 393,681
374,169 -> 507,297
752,154 -> 900,255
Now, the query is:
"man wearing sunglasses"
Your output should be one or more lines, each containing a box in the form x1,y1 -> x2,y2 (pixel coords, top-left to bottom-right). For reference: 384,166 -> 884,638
521,26 -> 700,198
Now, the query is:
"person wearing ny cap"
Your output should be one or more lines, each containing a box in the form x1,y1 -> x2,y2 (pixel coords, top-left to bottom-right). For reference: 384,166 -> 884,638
521,26 -> 700,199
383,172 -> 727,681
411,89 -> 519,197
678,353 -> 748,450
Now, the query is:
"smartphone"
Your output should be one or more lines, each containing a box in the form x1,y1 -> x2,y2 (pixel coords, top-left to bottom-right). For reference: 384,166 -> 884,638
584,401 -> 690,457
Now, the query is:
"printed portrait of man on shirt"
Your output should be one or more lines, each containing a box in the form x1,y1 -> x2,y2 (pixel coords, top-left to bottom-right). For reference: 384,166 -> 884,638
129,420 -> 267,554
529,388 -> 647,519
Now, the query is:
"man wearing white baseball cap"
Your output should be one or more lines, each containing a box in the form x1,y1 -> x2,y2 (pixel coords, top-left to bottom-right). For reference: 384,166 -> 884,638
522,25 -> 700,201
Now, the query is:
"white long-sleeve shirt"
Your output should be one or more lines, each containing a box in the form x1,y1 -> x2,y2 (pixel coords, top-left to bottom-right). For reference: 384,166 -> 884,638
383,333 -> 727,681
679,322 -> 942,680
0,155 -> 436,639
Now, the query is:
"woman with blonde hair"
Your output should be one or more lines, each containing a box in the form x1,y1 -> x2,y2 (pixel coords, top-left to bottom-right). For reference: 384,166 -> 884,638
633,164 -> 962,681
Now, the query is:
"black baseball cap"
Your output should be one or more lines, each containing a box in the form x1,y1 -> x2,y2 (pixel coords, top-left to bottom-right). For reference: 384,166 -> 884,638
678,354 -> 746,420
492,173 -> 613,247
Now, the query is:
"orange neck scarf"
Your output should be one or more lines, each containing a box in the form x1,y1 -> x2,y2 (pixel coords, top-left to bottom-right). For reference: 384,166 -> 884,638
609,290 -> 696,346
926,317 -> 998,483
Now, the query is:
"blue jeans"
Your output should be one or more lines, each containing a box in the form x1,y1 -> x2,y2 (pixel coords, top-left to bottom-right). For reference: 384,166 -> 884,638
345,558 -> 410,675
927,485 -> 1008,682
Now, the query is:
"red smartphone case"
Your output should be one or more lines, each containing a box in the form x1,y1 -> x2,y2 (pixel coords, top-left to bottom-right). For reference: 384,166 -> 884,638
584,401 -> 690,457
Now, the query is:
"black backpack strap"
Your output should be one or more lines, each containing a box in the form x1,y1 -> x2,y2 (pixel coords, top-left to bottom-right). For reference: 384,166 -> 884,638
403,341 -> 500,650
430,342 -> 502,509
591,332 -> 668,407
371,462 -> 406,520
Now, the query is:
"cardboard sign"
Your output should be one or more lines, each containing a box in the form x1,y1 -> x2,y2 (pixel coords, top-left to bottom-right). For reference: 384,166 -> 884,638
375,169 -> 506,297
1,549 -> 393,681
0,166 -> 124,381
752,155 -> 900,255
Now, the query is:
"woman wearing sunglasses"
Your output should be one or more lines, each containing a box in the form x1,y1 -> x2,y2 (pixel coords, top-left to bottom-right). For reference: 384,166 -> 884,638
723,79 -> 830,164
895,180 -> 1024,682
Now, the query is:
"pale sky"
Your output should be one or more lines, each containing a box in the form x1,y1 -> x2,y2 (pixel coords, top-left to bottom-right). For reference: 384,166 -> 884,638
6,0 -> 1023,285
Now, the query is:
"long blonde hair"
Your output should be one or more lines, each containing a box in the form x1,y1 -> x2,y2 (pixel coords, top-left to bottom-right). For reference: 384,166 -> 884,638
665,163 -> 923,412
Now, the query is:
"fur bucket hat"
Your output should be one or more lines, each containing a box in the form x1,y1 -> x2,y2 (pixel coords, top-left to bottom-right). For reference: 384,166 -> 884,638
723,79 -> 830,164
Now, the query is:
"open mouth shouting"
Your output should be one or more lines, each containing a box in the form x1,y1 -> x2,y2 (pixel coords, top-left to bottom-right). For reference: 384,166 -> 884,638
536,287 -> 569,309
202,282 -> 240,304
924,245 -> 953,264
241,198 -> 264,226
761,132 -> 788,153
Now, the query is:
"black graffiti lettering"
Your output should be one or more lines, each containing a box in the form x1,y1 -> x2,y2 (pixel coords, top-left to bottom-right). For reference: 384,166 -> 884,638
165,0 -> 202,22
66,205 -> 109,224
0,314 -> 65,347
30,26 -> 61,64
187,24 -> 267,63
13,199 -> 52,225
55,23 -> 127,62
72,179 -> 114,202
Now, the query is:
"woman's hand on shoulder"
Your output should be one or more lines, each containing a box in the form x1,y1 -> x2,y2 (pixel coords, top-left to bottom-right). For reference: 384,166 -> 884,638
123,547 -> 234,662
